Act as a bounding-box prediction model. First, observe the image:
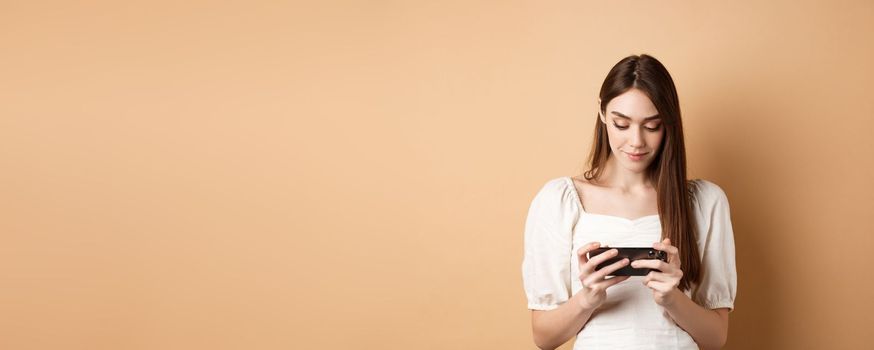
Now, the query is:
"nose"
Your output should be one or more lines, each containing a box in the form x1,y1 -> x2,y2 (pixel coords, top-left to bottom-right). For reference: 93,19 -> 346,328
629,128 -> 645,149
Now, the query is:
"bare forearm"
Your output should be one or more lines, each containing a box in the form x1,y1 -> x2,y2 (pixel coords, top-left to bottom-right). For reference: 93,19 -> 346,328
531,293 -> 595,350
662,289 -> 728,350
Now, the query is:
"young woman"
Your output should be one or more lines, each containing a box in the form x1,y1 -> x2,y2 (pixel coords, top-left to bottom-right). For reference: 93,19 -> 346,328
521,54 -> 737,350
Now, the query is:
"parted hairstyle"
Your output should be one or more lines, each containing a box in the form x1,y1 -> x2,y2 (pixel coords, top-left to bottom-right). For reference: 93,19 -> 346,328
583,54 -> 701,291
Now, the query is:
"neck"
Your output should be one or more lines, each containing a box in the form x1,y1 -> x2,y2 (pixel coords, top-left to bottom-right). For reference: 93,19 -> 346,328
598,155 -> 652,192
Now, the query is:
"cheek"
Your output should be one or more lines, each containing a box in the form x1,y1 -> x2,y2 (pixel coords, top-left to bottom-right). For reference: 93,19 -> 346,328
648,131 -> 665,149
605,127 -> 622,148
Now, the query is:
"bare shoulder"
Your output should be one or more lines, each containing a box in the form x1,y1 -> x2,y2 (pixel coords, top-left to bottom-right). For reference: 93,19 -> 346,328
569,175 -> 602,205
570,175 -> 594,188
570,175 -> 608,192
569,175 -> 590,195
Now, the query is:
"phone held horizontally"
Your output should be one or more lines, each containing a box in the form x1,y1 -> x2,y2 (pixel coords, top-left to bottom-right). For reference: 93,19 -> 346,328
588,247 -> 668,276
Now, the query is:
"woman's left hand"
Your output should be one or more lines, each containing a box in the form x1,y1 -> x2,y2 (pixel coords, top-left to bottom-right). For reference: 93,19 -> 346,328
631,238 -> 684,307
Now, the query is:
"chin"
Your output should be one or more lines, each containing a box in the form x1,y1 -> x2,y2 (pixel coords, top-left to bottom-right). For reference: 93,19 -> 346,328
619,159 -> 652,173
623,165 -> 650,174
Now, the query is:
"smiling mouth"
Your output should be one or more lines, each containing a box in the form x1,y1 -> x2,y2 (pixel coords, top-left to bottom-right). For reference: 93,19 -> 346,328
625,152 -> 648,156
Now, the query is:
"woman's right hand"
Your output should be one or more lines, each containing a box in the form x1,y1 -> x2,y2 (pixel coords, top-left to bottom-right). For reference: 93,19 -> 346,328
575,242 -> 630,310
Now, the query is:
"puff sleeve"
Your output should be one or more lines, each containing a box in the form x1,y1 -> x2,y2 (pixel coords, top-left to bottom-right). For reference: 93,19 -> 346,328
691,180 -> 738,312
521,178 -> 581,311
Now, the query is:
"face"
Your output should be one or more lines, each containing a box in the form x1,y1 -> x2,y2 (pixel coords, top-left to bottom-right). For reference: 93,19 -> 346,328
599,88 -> 665,173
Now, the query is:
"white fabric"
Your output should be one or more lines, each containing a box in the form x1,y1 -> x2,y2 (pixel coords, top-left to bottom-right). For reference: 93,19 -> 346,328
521,176 -> 737,349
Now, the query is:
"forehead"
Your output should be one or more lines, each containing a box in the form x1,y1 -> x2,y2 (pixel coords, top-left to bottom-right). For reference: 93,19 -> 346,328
605,89 -> 659,121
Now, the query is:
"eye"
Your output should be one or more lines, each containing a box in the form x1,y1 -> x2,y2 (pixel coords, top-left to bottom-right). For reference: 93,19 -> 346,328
644,124 -> 662,131
612,123 -> 629,130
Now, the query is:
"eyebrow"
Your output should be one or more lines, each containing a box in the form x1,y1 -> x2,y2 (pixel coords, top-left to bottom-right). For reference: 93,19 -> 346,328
610,111 -> 661,121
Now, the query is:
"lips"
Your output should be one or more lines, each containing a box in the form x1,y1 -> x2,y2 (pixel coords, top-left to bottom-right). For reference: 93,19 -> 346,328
624,151 -> 649,161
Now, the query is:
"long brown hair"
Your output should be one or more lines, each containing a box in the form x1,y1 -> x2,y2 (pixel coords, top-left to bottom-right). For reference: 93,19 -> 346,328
583,54 -> 701,290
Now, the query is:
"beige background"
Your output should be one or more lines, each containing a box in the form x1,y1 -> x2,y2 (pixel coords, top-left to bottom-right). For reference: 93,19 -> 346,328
2,1 -> 873,349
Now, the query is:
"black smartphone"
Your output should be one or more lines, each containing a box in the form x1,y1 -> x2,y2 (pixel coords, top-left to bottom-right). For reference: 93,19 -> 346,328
587,247 -> 668,276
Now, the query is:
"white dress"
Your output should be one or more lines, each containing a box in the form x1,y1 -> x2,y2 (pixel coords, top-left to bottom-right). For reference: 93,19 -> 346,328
521,177 -> 737,349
